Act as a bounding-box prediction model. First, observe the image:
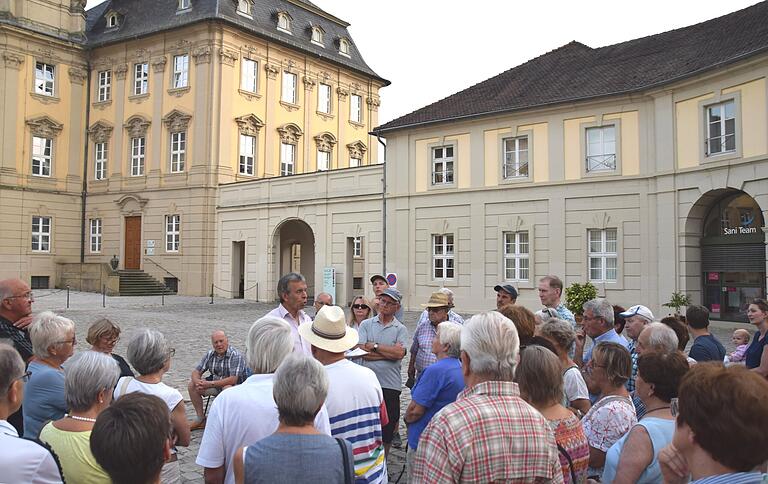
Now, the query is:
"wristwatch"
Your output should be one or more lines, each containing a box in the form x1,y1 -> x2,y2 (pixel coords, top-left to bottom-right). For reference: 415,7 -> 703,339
373,343 -> 379,353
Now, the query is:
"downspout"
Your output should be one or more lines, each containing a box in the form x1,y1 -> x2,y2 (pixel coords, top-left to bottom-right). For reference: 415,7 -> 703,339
376,132 -> 387,274
80,65 -> 92,264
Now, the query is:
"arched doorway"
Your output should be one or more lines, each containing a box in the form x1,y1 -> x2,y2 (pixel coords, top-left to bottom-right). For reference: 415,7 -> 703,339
274,219 -> 316,299
698,190 -> 765,321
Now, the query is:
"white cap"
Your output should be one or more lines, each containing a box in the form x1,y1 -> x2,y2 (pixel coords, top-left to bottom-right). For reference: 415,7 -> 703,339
619,305 -> 654,321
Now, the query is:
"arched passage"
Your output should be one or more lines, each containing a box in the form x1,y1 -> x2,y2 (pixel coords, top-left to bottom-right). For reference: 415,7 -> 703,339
686,189 -> 765,321
273,219 -> 316,298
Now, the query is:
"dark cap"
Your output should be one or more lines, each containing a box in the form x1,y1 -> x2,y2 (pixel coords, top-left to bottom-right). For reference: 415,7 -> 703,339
370,274 -> 387,284
494,284 -> 518,299
380,287 -> 402,303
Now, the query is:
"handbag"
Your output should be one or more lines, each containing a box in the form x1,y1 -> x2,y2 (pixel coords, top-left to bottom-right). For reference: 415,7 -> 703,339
557,443 -> 578,484
336,437 -> 353,484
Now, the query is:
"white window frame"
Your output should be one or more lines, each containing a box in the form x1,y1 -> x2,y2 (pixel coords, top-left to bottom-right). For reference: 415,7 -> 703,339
317,149 -> 330,171
241,58 -> 258,93
280,142 -> 295,176
165,214 -> 180,252
90,218 -> 102,253
97,70 -> 111,102
431,145 -> 454,185
35,62 -> 55,96
502,136 -> 529,179
318,83 -> 332,114
172,54 -> 189,89
277,12 -> 291,32
503,231 -> 530,282
432,234 -> 455,280
311,27 -> 324,45
339,39 -> 350,57
239,134 -> 255,175
586,126 -> 616,172
130,136 -> 145,176
32,136 -> 52,177
353,236 -> 362,258
237,0 -> 251,15
706,100 -> 736,156
282,71 -> 297,104
349,157 -> 361,168
134,62 -> 149,95
94,141 -> 107,180
106,13 -> 118,27
170,132 -> 186,173
588,228 -> 618,283
31,216 -> 51,252
350,94 -> 362,123
178,0 -> 190,9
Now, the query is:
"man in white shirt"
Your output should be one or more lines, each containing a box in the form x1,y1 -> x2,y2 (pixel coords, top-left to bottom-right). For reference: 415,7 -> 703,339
196,317 -> 331,484
265,272 -> 312,354
301,305 -> 388,484
0,343 -> 63,483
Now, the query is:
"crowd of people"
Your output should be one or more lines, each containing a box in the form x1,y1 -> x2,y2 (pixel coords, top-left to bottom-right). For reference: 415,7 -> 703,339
1,274 -> 768,483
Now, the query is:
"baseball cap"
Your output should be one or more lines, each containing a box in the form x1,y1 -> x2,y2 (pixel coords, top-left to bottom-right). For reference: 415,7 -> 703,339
619,305 -> 654,321
380,287 -> 402,304
494,284 -> 518,299
370,274 -> 387,284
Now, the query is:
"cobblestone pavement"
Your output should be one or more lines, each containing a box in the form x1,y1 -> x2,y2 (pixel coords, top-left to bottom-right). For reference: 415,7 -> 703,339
32,289 -> 751,483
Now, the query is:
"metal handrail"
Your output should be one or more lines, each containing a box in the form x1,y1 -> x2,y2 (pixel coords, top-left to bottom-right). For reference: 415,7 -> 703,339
143,257 -> 179,281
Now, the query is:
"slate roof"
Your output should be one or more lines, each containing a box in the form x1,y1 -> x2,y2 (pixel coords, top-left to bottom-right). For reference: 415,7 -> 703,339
375,1 -> 768,133
85,0 -> 388,85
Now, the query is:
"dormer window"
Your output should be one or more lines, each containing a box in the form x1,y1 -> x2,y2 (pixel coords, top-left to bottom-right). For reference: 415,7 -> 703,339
339,38 -> 351,57
237,0 -> 252,17
277,12 -> 292,33
106,12 -> 119,28
311,26 -> 324,46
178,0 -> 191,10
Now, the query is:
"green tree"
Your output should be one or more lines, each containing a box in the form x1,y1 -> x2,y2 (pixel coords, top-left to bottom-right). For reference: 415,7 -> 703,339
565,282 -> 598,317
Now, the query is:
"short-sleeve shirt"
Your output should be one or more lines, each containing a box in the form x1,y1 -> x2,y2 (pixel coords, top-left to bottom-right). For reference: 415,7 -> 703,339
562,366 -> 589,406
0,315 -> 33,361
266,304 -> 312,354
688,334 -> 726,362
195,346 -> 246,383
746,331 -> 768,369
582,395 -> 637,478
0,419 -> 63,484
40,424 -> 109,483
410,318 -> 462,375
23,361 -> 67,439
407,357 -> 464,450
358,315 -> 409,390
584,330 -> 629,364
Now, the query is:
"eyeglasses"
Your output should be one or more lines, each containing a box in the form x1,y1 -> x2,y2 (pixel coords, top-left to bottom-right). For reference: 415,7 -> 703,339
670,398 -> 679,418
352,304 -> 369,310
5,291 -> 33,300
168,348 -> 176,357
57,336 -> 77,346
315,301 -> 328,307
581,360 -> 605,375
14,371 -> 31,384
101,335 -> 120,345
378,299 -> 397,307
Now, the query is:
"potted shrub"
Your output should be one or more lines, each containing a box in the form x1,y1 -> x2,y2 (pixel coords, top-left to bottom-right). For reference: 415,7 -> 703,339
663,291 -> 692,318
565,282 -> 598,322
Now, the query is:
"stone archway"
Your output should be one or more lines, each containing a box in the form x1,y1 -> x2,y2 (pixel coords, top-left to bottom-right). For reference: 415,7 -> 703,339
683,188 -> 766,321
273,218 -> 316,299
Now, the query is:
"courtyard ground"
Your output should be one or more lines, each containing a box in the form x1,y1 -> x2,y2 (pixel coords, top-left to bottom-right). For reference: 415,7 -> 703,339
31,289 -> 751,483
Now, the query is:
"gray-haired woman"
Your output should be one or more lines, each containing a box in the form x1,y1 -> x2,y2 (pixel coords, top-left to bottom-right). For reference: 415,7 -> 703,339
233,353 -> 354,484
40,351 -> 120,483
23,311 -> 77,439
540,318 -> 592,416
114,329 -> 190,484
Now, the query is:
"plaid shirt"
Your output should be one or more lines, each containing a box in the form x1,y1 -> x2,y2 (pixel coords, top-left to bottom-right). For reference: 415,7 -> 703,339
410,314 -> 463,375
0,315 -> 33,361
411,380 -> 564,483
626,340 -> 638,393
195,346 -> 246,383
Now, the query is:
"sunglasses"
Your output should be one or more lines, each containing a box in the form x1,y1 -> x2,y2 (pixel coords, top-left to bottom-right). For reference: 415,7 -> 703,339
352,304 -> 370,310
671,398 -> 679,418
428,307 -> 449,312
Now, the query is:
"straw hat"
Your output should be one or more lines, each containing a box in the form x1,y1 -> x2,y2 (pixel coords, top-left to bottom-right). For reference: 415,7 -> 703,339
421,292 -> 451,309
299,305 -> 359,353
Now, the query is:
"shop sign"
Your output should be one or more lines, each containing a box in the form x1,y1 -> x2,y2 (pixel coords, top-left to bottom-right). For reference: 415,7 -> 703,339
723,226 -> 758,235
711,303 -> 721,313
707,272 -> 719,282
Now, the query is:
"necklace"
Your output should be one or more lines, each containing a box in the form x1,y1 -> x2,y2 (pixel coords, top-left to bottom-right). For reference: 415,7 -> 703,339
644,406 -> 670,414
66,414 -> 97,423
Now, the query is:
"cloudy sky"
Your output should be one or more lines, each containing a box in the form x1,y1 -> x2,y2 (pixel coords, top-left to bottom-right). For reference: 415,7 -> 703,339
85,0 -> 759,124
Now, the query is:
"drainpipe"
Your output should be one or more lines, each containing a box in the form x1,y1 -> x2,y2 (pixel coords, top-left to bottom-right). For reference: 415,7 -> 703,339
375,132 -> 387,274
80,65 -> 92,264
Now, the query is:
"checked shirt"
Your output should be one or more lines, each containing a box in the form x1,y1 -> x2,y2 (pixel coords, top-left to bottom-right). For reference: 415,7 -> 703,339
411,380 -> 564,483
195,346 -> 246,383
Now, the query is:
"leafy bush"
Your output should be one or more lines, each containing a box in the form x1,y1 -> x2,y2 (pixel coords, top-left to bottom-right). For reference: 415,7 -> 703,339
565,282 -> 598,316
662,291 -> 692,315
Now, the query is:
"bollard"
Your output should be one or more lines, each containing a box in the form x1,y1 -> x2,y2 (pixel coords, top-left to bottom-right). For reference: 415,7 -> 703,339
210,283 -> 214,304
102,284 -> 106,308
162,290 -> 165,306
66,285 -> 70,309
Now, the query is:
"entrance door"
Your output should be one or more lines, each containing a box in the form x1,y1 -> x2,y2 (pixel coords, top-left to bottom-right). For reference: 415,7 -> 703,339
124,216 -> 142,270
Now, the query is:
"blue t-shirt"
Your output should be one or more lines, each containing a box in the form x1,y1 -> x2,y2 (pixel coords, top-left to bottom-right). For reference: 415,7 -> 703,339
23,361 -> 67,439
745,331 -> 768,369
688,334 -> 726,362
406,357 -> 464,450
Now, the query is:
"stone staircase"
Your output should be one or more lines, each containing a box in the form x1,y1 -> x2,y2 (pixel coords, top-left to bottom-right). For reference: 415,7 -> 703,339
118,269 -> 176,296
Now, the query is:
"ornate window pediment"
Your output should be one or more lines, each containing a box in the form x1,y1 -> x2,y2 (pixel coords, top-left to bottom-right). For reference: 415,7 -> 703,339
277,123 -> 303,144
124,115 -> 151,138
88,120 -> 114,143
338,37 -> 351,57
314,132 -> 337,152
235,114 -> 265,137
162,109 -> 192,132
310,25 -> 325,45
26,115 -> 63,138
104,9 -> 122,28
347,140 -> 367,159
276,11 -> 293,32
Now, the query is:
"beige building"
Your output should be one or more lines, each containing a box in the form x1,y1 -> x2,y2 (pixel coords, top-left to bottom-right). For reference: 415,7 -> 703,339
0,0 -> 386,296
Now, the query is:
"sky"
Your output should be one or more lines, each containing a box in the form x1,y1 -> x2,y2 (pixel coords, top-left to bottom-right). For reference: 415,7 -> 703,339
85,0 -> 760,125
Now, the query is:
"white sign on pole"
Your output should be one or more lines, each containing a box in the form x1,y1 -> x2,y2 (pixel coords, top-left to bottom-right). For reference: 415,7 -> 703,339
386,273 -> 397,288
322,267 -> 336,302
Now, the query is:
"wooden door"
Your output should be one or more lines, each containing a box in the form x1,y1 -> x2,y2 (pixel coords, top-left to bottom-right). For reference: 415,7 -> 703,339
124,216 -> 142,270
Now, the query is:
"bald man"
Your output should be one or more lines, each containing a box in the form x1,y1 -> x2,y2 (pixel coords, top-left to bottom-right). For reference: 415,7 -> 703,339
0,279 -> 35,362
188,331 -> 247,430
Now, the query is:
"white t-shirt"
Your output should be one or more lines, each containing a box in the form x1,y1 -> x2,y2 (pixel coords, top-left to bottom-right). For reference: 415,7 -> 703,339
324,359 -> 387,484
563,366 -> 589,404
0,419 -> 62,484
196,373 -> 331,484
